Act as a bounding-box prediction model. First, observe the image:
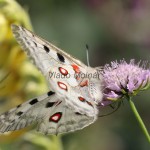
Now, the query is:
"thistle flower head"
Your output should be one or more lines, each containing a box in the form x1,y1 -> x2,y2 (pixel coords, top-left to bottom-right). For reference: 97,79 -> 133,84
101,59 -> 150,105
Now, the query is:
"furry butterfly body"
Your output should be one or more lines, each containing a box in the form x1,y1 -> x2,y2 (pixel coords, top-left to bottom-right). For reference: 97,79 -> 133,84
0,25 -> 103,134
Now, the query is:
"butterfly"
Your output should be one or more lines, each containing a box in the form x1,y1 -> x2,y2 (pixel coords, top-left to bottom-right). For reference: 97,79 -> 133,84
0,24 -> 103,135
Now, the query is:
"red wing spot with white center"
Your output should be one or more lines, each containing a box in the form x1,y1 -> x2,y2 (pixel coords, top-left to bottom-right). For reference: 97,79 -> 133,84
49,112 -> 62,123
71,64 -> 80,73
58,67 -> 68,76
58,82 -> 68,91
78,96 -> 85,102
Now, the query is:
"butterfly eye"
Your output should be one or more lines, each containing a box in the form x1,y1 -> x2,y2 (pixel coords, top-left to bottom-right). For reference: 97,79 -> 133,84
59,67 -> 68,76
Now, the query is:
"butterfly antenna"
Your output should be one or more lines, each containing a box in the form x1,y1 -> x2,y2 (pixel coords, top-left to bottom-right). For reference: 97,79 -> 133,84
86,44 -> 90,66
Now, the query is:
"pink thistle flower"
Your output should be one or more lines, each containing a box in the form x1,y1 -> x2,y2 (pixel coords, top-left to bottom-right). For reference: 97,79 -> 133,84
100,59 -> 150,106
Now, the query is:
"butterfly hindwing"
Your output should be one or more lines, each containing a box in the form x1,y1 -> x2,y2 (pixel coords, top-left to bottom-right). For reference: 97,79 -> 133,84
0,91 -> 55,133
36,100 -> 95,135
0,91 -> 95,134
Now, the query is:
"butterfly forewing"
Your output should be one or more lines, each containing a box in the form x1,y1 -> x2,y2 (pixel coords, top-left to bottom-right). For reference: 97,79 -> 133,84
11,25 -> 86,76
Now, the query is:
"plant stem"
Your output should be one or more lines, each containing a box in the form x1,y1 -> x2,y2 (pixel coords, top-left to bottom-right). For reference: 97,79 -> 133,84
128,97 -> 150,143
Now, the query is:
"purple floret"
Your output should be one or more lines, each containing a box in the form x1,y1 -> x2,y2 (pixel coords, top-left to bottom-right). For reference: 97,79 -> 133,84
100,59 -> 150,105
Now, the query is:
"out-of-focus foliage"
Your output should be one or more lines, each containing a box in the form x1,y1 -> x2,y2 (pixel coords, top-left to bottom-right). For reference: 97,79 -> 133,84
0,0 -> 150,150
0,0 -> 62,150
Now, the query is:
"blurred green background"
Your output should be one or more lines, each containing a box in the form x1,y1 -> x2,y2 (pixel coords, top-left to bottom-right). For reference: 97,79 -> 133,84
0,0 -> 150,150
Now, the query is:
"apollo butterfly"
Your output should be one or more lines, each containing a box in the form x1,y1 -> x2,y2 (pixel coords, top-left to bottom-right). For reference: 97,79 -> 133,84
0,24 -> 103,135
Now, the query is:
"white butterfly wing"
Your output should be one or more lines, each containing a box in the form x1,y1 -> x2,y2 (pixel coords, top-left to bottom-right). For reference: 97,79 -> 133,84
0,91 -> 95,134
36,99 -> 95,135
0,91 -> 55,132
11,24 -> 86,76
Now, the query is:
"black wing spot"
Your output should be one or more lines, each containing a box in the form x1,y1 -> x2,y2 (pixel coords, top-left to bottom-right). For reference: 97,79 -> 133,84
29,98 -> 38,105
16,111 -> 23,116
43,45 -> 50,53
46,102 -> 55,108
34,42 -> 37,47
75,112 -> 82,115
17,104 -> 21,108
57,53 -> 65,63
47,91 -> 55,96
